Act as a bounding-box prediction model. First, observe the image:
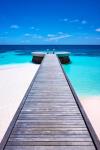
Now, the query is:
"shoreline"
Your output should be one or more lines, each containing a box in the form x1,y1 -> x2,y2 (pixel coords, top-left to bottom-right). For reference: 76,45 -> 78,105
80,96 -> 100,140
0,63 -> 39,142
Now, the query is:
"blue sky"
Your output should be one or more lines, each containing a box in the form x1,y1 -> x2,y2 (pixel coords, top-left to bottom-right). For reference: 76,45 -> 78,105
0,0 -> 100,44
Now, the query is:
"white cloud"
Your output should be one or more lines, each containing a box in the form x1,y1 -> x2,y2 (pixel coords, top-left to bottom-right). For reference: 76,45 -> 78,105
23,32 -> 71,42
63,18 -> 68,22
30,26 -> 40,31
10,25 -> 19,29
49,35 -> 71,41
60,18 -> 68,22
81,20 -> 87,24
46,33 -> 72,41
58,32 -> 64,34
47,34 -> 55,37
24,33 -> 31,36
31,26 -> 35,29
62,18 -> 87,25
70,19 -> 79,23
23,33 -> 43,39
32,34 -> 43,39
36,35 -> 43,39
96,28 -> 100,32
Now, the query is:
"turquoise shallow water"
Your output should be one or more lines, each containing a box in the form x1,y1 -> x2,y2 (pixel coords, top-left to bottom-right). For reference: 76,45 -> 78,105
63,56 -> 100,96
0,51 -> 32,65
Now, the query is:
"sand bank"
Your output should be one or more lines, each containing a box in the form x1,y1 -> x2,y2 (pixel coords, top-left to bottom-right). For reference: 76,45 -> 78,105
81,96 -> 100,140
0,63 -> 39,142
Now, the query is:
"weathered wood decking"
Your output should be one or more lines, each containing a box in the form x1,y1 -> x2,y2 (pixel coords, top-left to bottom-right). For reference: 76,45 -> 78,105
0,54 -> 100,150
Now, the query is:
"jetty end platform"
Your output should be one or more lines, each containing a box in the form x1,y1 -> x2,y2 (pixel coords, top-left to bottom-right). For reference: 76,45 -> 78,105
32,52 -> 71,64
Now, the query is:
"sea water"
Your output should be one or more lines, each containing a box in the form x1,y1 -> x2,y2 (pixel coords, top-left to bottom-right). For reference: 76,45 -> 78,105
0,45 -> 100,96
0,51 -> 32,65
63,56 -> 100,96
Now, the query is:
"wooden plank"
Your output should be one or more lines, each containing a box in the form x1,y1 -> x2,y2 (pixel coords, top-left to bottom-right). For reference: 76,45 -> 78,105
10,134 -> 90,138
21,109 -> 80,112
7,141 -> 94,146
8,137 -> 92,142
16,120 -> 85,124
5,146 -> 96,150
12,128 -> 89,135
23,102 -> 77,106
12,127 -> 88,132
18,115 -> 82,120
15,122 -> 87,128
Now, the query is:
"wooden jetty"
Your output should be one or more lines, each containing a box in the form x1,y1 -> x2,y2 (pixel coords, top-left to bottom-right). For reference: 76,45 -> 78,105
0,54 -> 100,150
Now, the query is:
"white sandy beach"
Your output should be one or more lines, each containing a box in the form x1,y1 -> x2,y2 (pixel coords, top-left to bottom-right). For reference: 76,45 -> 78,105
0,63 -> 39,142
81,96 -> 100,140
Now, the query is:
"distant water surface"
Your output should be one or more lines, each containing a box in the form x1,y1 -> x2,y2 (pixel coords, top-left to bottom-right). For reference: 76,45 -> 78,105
0,45 -> 100,96
0,45 -> 100,65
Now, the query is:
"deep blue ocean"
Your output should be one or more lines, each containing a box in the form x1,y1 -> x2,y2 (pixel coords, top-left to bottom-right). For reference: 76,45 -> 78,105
0,45 -> 100,56
0,45 -> 100,96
